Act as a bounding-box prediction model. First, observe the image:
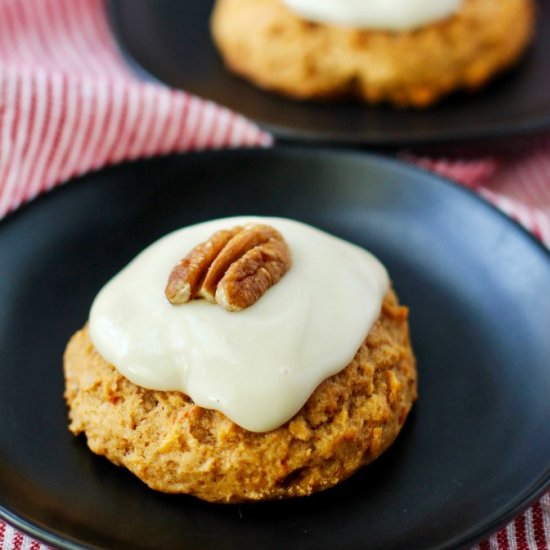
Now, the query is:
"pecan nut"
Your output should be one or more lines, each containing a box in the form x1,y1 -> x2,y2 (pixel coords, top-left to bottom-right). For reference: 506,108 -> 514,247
165,224 -> 291,311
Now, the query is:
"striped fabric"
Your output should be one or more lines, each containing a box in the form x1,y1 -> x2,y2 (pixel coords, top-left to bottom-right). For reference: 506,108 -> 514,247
0,1 -> 549,549
407,136 -> 550,247
0,0 -> 271,217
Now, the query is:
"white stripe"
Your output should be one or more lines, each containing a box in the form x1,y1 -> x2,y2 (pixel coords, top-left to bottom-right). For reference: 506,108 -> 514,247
542,493 -> 550,539
2,521 -> 15,550
487,532 -> 499,550
20,531 -> 32,550
506,521 -> 516,550
525,505 -> 538,546
508,520 -> 519,550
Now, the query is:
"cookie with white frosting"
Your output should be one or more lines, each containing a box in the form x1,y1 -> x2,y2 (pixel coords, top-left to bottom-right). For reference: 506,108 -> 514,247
210,0 -> 535,107
63,218 -> 417,502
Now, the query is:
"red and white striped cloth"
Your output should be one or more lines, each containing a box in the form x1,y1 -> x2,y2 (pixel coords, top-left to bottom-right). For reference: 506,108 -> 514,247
0,1 -> 549,549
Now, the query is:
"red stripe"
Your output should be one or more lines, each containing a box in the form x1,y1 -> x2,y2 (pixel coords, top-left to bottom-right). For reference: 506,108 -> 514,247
478,540 -> 490,550
497,525 -> 511,550
532,501 -> 548,549
0,520 -> 5,545
12,529 -> 24,550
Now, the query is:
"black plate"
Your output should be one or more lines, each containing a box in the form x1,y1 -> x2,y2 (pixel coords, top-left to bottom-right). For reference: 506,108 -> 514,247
1,149 -> 550,550
108,0 -> 550,147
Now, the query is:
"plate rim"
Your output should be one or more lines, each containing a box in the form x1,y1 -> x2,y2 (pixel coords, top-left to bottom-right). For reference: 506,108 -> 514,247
1,147 -> 550,550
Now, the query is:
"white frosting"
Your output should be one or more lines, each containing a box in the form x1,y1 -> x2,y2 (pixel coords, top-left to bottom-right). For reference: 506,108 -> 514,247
89,217 -> 389,432
281,0 -> 463,30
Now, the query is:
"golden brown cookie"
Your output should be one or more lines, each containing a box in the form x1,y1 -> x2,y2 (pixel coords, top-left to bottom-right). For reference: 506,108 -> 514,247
64,290 -> 416,503
211,0 -> 535,107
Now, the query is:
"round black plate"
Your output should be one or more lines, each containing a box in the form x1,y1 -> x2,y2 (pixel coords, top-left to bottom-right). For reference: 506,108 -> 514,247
1,149 -> 550,550
108,0 -> 550,147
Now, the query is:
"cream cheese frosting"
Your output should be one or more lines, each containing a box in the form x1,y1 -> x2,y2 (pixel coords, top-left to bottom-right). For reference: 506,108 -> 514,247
280,0 -> 463,30
89,217 -> 389,432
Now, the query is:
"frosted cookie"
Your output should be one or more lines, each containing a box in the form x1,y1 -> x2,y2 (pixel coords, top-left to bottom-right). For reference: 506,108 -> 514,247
210,0 -> 535,107
64,217 -> 417,502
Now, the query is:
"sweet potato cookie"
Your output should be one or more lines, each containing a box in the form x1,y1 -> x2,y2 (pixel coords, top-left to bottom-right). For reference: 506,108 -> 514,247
211,0 -> 535,107
64,290 -> 416,503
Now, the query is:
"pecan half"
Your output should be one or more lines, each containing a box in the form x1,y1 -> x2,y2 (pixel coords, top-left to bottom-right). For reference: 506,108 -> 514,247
165,227 -> 241,305
165,224 -> 291,311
